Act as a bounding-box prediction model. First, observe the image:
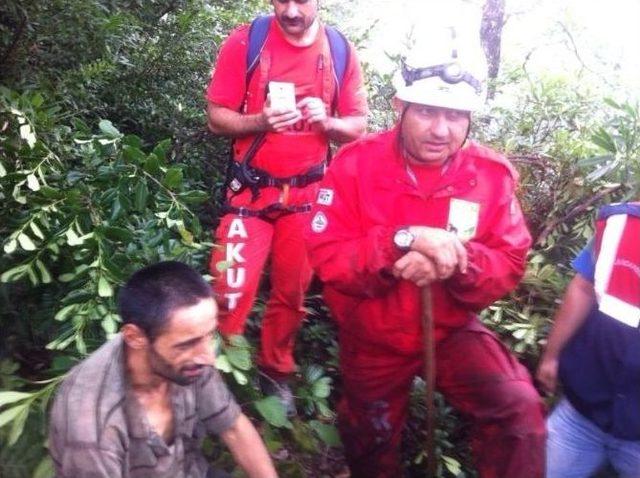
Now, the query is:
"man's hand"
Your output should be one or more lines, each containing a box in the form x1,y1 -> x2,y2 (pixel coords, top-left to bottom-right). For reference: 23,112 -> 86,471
408,226 -> 468,277
297,97 -> 331,132
536,355 -> 559,395
220,413 -> 278,478
262,95 -> 302,133
392,251 -> 439,286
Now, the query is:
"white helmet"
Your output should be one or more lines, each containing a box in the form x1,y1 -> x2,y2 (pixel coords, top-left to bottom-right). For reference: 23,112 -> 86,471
393,26 -> 487,112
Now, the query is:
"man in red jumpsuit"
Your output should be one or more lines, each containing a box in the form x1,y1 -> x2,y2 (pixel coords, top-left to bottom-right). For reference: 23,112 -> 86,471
205,0 -> 367,412
306,29 -> 545,477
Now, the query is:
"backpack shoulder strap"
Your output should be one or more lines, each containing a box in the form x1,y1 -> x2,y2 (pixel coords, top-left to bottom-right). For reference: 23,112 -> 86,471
246,15 -> 272,86
324,25 -> 350,93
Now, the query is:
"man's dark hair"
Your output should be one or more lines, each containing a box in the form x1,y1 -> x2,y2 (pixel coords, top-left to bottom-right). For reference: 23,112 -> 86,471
118,261 -> 213,340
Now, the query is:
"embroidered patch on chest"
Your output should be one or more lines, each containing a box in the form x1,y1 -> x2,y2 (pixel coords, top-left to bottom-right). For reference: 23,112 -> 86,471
317,188 -> 334,206
311,211 -> 328,233
448,198 -> 480,242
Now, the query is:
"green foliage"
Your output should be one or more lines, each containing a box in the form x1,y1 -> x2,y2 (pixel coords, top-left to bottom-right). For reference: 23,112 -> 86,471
1,1 -> 640,477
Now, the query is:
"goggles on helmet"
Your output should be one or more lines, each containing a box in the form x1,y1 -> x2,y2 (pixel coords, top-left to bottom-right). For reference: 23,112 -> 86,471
401,61 -> 482,94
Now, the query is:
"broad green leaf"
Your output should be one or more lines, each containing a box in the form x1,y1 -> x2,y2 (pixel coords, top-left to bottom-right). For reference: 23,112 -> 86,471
35,260 -> 52,284
591,128 -> 617,153
101,315 -> 117,335
215,355 -> 232,373
100,226 -> 134,243
13,182 -> 27,204
3,239 -> 17,254
32,456 -> 54,478
30,222 -> 45,240
163,167 -> 183,189
55,305 -> 77,321
98,119 -> 121,138
178,190 -> 209,204
111,196 -> 123,221
0,160 -> 6,177
98,277 -> 113,297
134,181 -> 149,211
1,264 -> 29,283
26,173 -> 40,191
123,134 -> 143,148
226,346 -> 251,371
303,365 -> 324,383
19,124 -> 36,148
231,369 -> 247,385
178,224 -> 194,245
316,400 -> 333,418
31,92 -> 44,108
144,153 -> 160,175
254,396 -> 290,429
0,402 -> 28,429
309,420 -> 341,447
17,233 -> 36,251
228,335 -> 249,348
66,228 -> 83,246
443,455 -> 462,475
312,377 -> 331,399
8,402 -> 29,445
152,138 -> 172,161
0,391 -> 32,407
123,145 -> 146,164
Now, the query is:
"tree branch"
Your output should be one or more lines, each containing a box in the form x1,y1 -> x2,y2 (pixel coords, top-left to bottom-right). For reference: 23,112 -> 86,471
0,6 -> 28,75
534,184 -> 623,246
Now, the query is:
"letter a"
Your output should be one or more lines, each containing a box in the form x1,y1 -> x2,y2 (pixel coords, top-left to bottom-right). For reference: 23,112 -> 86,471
228,218 -> 248,239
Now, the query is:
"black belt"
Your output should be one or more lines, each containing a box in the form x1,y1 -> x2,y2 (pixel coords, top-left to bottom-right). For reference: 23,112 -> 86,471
222,203 -> 312,221
228,161 -> 326,197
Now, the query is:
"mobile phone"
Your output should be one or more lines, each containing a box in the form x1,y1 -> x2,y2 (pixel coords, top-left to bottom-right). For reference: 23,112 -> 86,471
268,81 -> 296,111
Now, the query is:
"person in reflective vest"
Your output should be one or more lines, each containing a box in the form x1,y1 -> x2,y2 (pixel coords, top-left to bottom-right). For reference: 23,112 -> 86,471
537,202 -> 640,478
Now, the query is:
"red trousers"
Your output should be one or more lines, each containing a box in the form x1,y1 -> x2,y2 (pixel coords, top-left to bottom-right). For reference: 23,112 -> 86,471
337,319 -> 545,478
210,212 -> 313,377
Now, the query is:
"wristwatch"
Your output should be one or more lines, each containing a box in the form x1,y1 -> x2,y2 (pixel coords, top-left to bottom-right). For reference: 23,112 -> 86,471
393,228 -> 415,251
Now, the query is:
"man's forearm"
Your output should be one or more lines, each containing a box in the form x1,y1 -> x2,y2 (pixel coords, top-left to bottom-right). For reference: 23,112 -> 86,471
207,103 -> 266,137
542,274 -> 595,360
220,414 -> 278,478
323,115 -> 366,143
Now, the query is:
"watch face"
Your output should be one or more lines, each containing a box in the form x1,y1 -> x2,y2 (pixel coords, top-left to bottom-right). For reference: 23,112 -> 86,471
394,229 -> 414,249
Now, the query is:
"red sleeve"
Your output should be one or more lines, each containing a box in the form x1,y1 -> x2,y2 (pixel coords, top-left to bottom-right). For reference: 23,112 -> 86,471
205,25 -> 250,110
446,174 -> 532,311
335,43 -> 368,118
305,148 -> 400,298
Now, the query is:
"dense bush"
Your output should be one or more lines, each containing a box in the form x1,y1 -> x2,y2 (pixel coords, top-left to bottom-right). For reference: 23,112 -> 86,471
1,1 -> 639,477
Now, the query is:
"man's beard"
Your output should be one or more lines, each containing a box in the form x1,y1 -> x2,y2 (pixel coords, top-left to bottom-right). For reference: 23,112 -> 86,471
148,346 -> 206,386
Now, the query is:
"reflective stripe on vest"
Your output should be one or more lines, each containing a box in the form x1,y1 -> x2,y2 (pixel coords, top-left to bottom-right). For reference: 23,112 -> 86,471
594,206 -> 640,328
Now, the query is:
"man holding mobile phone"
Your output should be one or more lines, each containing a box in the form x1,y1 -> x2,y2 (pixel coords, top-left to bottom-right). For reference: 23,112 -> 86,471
205,0 -> 367,414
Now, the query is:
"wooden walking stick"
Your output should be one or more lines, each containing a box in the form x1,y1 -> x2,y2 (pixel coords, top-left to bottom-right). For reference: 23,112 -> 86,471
421,285 -> 437,478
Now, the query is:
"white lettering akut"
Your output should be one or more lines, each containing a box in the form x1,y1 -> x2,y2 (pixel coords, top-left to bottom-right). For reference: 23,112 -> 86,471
227,218 -> 248,239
